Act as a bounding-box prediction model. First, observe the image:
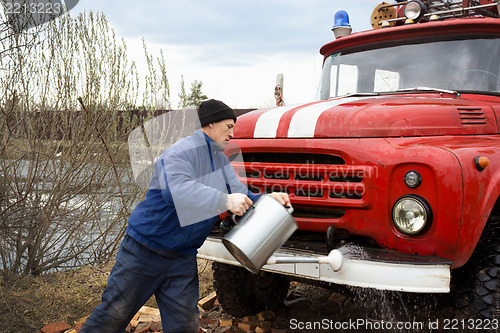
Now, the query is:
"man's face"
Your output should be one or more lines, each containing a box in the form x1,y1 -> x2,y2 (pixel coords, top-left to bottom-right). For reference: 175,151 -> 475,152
209,119 -> 235,149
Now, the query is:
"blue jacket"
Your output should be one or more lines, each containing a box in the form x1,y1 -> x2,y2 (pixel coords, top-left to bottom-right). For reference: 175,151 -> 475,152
126,130 -> 261,254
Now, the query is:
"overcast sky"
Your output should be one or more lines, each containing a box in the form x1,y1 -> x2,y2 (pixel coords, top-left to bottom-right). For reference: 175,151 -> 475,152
72,0 -> 379,109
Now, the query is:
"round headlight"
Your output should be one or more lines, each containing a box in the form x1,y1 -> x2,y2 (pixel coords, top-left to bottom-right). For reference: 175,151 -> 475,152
404,0 -> 426,21
404,170 -> 422,188
392,196 -> 430,235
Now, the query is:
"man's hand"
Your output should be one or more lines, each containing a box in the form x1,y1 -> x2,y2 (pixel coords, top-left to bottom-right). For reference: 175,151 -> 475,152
226,193 -> 253,216
268,192 -> 291,207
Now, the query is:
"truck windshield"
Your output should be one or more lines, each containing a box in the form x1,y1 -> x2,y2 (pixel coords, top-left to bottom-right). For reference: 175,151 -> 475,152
318,37 -> 500,100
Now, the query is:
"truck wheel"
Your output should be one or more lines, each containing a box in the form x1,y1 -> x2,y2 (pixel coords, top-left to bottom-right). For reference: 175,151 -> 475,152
212,262 -> 290,317
453,216 -> 500,319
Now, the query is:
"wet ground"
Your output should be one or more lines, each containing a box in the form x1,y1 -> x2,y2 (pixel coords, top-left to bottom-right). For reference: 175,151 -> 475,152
201,281 -> 483,333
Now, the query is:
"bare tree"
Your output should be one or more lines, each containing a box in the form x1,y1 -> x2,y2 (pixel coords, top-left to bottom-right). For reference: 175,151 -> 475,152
0,11 -> 176,276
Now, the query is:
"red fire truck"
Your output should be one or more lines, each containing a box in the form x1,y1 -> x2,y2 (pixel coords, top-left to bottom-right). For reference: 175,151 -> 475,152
198,0 -> 500,319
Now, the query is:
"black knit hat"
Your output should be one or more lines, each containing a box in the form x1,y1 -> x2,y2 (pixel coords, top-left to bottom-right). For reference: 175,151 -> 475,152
197,99 -> 236,127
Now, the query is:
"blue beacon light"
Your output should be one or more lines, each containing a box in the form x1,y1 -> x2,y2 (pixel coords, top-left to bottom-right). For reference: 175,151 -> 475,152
332,10 -> 352,39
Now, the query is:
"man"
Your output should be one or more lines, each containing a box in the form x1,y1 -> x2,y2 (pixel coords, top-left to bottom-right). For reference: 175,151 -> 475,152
81,99 -> 290,332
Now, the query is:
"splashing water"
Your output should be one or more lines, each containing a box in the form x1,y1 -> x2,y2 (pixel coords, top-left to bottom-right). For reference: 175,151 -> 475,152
337,243 -> 369,260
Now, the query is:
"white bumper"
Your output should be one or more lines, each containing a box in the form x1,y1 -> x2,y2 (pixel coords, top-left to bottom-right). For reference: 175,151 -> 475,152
198,237 -> 451,293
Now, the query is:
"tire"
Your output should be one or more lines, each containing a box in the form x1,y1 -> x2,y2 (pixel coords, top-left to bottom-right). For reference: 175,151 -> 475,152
212,262 -> 290,317
453,215 -> 500,319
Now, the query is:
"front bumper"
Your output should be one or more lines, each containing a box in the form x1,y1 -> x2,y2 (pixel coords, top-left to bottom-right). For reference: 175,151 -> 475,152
198,237 -> 452,293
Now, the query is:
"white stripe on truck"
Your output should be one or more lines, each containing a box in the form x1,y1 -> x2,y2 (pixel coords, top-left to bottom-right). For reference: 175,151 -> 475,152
253,104 -> 299,138
288,97 -> 361,138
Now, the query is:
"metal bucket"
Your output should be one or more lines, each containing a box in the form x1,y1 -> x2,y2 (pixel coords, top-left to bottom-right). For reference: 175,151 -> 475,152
222,194 -> 297,274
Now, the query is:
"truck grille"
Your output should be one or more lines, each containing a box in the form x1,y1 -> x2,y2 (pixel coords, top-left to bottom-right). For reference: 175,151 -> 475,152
238,153 -> 345,165
459,107 -> 487,126
231,153 -> 375,219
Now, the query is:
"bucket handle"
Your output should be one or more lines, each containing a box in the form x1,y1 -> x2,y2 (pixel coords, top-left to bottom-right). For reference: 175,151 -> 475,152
231,204 -> 293,224
231,204 -> 256,224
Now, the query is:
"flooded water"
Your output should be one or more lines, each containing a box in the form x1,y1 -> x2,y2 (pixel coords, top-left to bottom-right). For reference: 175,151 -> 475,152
0,159 -> 140,274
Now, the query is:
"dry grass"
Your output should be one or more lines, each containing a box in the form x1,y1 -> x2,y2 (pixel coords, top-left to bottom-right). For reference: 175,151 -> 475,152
0,259 -> 214,333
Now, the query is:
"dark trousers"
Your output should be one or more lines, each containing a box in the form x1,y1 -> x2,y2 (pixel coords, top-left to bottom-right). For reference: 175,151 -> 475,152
80,235 -> 199,333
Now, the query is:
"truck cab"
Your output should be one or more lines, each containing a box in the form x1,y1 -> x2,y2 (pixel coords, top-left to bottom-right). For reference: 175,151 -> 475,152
198,0 -> 500,319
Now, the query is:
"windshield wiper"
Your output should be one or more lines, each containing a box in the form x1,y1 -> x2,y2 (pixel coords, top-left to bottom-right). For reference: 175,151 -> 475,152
330,87 -> 460,98
395,87 -> 460,97
343,92 -> 381,98
338,87 -> 461,99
